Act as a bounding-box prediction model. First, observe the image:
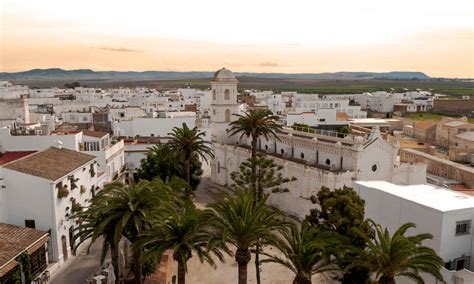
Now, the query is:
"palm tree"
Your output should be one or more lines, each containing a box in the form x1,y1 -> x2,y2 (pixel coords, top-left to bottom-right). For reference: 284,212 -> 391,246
209,189 -> 287,284
74,178 -> 176,284
227,109 -> 282,284
355,220 -> 444,284
261,222 -> 345,284
164,123 -> 214,188
73,204 -> 120,281
228,109 -> 281,164
137,199 -> 223,284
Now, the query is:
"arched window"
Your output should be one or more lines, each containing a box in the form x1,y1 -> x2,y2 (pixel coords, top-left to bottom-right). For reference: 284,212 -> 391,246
224,89 -> 230,100
300,153 -> 305,159
281,149 -> 285,155
326,159 -> 331,165
213,89 -> 216,100
225,109 -> 231,122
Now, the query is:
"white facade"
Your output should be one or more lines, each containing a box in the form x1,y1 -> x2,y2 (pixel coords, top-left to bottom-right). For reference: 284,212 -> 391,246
0,97 -> 30,125
210,68 -> 241,145
293,93 -> 366,118
210,68 -> 425,219
112,116 -> 196,138
286,109 -> 344,126
353,181 -> 474,284
0,148 -> 101,266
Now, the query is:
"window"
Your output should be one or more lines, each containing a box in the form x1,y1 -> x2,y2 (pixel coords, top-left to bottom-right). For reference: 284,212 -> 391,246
225,109 -> 231,122
265,145 -> 268,150
25,219 -> 36,228
372,164 -> 378,172
213,90 -> 216,100
280,149 -> 285,155
217,161 -> 220,173
224,89 -> 230,100
456,220 -> 471,236
300,153 -> 305,159
325,159 -> 331,165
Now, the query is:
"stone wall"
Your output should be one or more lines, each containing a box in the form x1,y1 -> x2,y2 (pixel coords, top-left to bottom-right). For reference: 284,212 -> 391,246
433,97 -> 474,116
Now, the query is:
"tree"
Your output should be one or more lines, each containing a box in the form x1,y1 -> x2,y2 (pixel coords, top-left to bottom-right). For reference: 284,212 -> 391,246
231,153 -> 296,203
64,81 -> 80,89
227,109 -> 282,284
261,222 -> 345,284
354,221 -> 444,284
74,178 -> 177,283
305,186 -> 372,283
228,109 -> 281,163
230,154 -> 296,283
136,144 -> 203,190
163,123 -> 213,188
137,199 -> 223,284
337,125 -> 352,138
209,189 -> 287,284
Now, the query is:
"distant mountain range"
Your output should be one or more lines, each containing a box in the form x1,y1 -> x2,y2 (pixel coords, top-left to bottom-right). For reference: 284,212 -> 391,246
0,68 -> 431,80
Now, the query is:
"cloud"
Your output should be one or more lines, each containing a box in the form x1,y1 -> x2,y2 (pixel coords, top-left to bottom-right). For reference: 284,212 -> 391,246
94,46 -> 143,53
257,61 -> 280,67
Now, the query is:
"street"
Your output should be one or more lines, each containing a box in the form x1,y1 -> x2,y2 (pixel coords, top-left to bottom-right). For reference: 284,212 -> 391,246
50,239 -> 110,284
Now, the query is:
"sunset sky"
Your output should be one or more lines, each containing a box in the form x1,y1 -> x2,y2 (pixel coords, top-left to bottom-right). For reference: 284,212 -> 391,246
1,0 -> 473,77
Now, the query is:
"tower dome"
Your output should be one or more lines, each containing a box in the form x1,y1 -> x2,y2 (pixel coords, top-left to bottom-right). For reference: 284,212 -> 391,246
212,67 -> 237,82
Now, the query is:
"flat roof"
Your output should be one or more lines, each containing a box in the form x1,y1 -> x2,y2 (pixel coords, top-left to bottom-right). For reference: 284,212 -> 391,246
455,131 -> 474,141
444,121 -> 467,127
0,151 -> 37,165
354,180 -> 474,212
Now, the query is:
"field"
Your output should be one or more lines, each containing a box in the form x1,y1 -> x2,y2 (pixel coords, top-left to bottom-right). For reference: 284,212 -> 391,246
12,77 -> 474,97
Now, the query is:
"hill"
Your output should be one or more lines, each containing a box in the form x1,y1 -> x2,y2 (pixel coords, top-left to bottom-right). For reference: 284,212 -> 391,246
0,68 -> 431,80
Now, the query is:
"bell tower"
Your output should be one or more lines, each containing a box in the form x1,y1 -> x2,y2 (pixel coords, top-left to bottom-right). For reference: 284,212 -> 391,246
210,67 -> 239,144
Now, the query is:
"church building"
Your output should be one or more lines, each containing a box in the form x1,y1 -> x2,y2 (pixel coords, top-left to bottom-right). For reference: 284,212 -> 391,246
209,68 -> 426,219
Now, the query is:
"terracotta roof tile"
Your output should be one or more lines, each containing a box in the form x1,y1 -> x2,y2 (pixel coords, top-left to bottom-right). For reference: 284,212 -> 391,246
0,223 -> 48,276
3,147 -> 95,181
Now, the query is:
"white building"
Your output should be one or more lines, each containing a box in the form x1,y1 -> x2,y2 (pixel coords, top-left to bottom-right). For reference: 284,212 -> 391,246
80,130 -> 126,183
292,94 -> 366,118
353,181 -> 474,284
0,126 -> 125,183
0,147 -> 101,267
210,68 -> 426,219
112,114 -> 196,138
286,109 -> 346,127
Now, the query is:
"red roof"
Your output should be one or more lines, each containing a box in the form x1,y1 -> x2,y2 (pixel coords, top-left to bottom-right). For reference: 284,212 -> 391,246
0,151 -> 37,166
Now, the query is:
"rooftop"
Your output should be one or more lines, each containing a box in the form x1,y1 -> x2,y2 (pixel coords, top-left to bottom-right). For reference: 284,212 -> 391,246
0,223 -> 48,277
402,148 -> 474,174
3,147 -> 96,181
82,129 -> 109,138
354,181 -> 474,212
211,67 -> 238,82
455,131 -> 474,141
0,151 -> 36,165
444,120 -> 467,127
414,120 -> 436,130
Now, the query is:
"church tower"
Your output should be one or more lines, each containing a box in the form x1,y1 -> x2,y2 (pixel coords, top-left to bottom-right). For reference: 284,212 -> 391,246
210,68 -> 239,144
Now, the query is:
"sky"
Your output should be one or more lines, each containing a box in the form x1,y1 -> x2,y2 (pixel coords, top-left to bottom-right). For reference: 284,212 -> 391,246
1,0 -> 473,77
